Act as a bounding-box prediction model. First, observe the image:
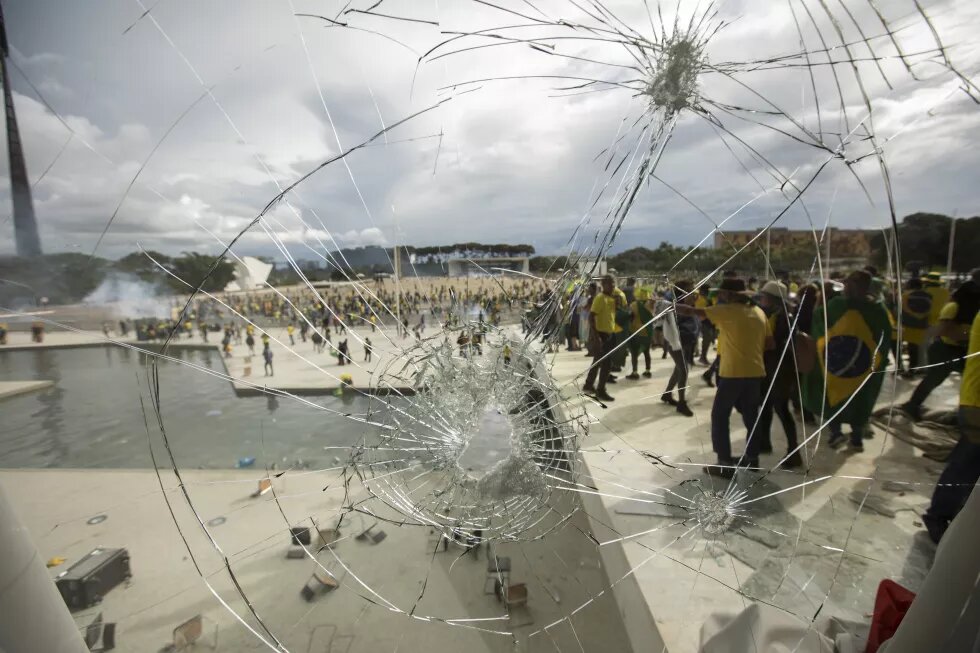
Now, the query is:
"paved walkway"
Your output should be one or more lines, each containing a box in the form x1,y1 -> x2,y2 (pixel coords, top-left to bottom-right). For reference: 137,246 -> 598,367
2,468 -> 631,653
548,345 -> 955,652
1,324 -> 963,652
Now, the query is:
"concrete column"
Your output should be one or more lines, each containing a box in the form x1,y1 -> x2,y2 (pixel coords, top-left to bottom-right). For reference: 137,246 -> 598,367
0,485 -> 88,653
884,485 -> 980,652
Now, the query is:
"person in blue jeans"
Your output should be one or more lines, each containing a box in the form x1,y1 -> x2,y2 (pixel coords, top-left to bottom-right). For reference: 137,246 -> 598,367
678,277 -> 773,478
923,311 -> 980,544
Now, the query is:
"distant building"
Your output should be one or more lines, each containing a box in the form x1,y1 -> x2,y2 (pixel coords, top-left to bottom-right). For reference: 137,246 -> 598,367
714,227 -> 874,260
224,256 -> 273,292
447,256 -> 529,277
575,257 -> 608,278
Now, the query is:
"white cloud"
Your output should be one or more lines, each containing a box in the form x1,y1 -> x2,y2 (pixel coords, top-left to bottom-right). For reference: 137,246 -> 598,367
334,227 -> 388,248
0,0 -> 977,263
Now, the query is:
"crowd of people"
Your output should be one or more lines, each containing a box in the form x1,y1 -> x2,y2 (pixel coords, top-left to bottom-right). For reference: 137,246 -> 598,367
576,268 -> 980,544
103,277 -> 551,348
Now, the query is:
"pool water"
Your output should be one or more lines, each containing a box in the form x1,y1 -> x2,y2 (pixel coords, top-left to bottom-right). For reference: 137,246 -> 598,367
0,346 -> 383,470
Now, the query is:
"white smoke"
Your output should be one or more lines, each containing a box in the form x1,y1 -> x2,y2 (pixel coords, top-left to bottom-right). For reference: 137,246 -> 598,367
83,272 -> 168,318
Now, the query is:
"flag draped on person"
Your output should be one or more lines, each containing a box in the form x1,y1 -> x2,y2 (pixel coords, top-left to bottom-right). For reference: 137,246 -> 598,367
803,295 -> 892,423
901,287 -> 933,345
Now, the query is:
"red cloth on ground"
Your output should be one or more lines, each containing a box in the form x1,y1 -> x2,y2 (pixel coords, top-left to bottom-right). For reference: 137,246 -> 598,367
866,579 -> 916,653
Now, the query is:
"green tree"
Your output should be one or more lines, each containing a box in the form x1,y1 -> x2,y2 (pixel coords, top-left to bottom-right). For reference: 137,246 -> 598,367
869,213 -> 979,273
114,250 -> 172,282
168,252 -> 235,292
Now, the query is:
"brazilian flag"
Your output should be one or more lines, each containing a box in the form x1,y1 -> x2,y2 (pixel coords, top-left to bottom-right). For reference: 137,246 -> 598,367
900,289 -> 932,345
803,297 -> 892,424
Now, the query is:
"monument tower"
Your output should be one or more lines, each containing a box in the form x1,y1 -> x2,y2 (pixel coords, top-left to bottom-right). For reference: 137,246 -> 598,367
1,1 -> 42,257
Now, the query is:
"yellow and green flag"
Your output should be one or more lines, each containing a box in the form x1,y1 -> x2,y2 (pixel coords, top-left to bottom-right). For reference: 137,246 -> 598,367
803,296 -> 892,423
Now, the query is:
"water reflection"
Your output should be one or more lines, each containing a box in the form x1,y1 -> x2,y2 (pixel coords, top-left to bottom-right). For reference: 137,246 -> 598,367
30,349 -> 68,466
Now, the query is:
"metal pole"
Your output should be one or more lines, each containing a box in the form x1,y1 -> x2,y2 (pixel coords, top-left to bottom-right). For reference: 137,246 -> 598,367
826,227 -> 832,276
0,484 -> 88,653
946,215 -> 956,278
394,244 -> 401,336
765,227 -> 771,279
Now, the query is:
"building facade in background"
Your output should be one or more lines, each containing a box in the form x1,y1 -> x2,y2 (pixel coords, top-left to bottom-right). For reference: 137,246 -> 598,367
447,256 -> 530,277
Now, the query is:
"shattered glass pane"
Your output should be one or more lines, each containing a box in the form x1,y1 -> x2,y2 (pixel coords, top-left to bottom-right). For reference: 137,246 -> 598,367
1,0 -> 978,652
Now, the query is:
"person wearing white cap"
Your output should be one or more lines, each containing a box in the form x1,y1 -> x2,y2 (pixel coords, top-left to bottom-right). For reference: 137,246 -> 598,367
756,281 -> 803,468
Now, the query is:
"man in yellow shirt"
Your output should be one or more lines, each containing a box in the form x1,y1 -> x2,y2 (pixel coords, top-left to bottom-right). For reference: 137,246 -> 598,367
923,309 -> 980,543
584,275 -> 619,403
678,277 -> 773,477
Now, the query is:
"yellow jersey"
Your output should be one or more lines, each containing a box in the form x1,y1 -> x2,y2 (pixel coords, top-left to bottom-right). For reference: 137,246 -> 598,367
590,293 -> 617,334
925,284 -> 950,325
704,303 -> 771,378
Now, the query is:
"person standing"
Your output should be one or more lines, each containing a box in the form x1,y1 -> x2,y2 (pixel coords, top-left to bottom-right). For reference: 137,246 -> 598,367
697,288 -> 715,364
583,275 -> 618,403
657,284 -> 694,417
579,282 -> 596,357
287,323 -> 296,346
922,309 -> 980,543
678,277 -> 772,476
755,281 -> 803,468
364,337 -> 373,362
626,286 -> 653,380
803,270 -> 891,451
263,344 -> 274,377
622,277 -> 637,305
609,282 -> 630,377
246,331 -> 255,355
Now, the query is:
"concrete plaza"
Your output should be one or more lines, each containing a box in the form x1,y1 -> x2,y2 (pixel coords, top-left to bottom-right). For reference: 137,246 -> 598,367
0,319 -> 961,652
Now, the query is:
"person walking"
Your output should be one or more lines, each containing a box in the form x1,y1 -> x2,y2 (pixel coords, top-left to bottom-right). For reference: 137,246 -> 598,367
625,287 -> 653,380
675,282 -> 700,367
802,270 -> 891,451
263,344 -> 274,377
678,277 -> 772,477
922,309 -> 980,544
900,276 -> 980,421
364,337 -> 373,363
583,275 -> 619,403
246,332 -> 255,355
657,283 -> 694,417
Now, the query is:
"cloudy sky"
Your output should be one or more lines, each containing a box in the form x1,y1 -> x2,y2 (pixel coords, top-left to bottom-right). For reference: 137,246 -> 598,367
2,0 -> 978,262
